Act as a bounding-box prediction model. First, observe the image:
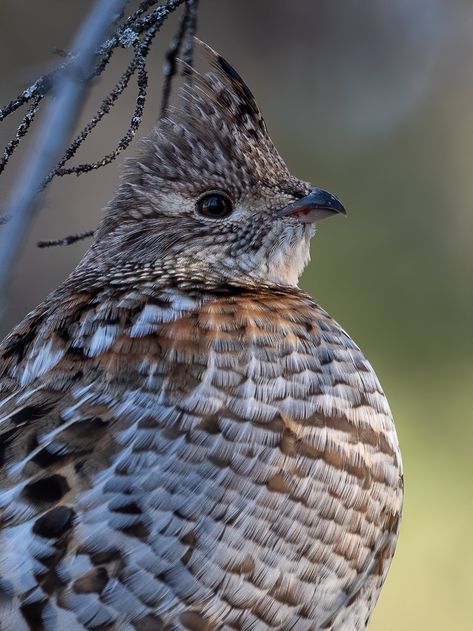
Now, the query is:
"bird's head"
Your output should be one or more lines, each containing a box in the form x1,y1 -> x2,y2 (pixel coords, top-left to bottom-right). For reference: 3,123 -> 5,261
95,40 -> 345,288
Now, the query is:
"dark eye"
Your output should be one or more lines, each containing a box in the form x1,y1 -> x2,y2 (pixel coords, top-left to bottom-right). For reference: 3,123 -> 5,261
196,192 -> 233,219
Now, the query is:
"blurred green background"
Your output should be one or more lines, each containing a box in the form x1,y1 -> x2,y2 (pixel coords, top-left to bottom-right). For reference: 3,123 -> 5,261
0,1 -> 470,628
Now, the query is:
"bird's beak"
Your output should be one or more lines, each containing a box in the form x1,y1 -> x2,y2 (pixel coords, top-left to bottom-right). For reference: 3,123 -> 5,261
277,187 -> 347,223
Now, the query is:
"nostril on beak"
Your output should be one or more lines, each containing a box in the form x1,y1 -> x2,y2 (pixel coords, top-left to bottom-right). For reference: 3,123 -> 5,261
277,187 -> 346,223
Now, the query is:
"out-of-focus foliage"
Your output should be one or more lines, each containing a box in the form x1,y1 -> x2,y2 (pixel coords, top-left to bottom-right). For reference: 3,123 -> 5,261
0,1 -> 470,629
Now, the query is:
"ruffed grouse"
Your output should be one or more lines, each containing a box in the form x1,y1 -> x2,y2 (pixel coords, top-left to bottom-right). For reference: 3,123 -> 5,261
0,42 -> 403,630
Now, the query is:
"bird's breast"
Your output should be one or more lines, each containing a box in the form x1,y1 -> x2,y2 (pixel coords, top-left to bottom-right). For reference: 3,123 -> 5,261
78,288 -> 401,552
0,284 -> 403,628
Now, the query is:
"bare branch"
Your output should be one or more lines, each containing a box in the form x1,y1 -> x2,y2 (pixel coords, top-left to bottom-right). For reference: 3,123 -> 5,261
37,230 -> 95,249
0,0 -> 185,123
181,0 -> 199,74
160,0 -> 199,118
0,96 -> 42,178
0,0 -> 129,311
14,0 -> 196,255
0,0 -> 188,319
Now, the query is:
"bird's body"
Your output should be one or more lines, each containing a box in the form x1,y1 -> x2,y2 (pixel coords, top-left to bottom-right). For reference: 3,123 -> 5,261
0,42 -> 402,630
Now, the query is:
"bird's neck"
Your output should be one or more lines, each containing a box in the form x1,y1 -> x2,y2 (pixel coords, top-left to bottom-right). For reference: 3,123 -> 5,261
81,218 -> 313,290
73,248 -> 305,297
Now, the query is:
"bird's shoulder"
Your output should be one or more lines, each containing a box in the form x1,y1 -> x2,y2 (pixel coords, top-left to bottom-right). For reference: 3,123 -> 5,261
0,279 -> 342,390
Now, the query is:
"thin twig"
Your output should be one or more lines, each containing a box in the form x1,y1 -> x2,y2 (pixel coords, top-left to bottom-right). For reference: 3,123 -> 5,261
37,1 -> 197,251
0,0 -> 130,312
0,96 -> 42,177
43,55 -> 141,186
55,45 -> 148,177
181,0 -> 199,77
160,7 -> 189,118
37,230 -> 95,249
0,0 -> 195,264
0,0 -> 190,316
0,0 -> 185,123
0,0 -> 185,191
49,18 -> 163,181
160,0 -> 199,118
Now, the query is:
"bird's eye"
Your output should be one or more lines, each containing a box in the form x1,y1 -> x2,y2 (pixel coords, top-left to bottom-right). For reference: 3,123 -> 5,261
196,192 -> 233,219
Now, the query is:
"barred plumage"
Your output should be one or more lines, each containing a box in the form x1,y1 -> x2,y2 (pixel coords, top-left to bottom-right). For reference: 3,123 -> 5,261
0,41 -> 402,630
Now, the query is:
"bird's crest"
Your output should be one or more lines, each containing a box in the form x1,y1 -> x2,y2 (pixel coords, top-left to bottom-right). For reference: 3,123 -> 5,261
124,39 -> 290,198
188,38 -> 269,139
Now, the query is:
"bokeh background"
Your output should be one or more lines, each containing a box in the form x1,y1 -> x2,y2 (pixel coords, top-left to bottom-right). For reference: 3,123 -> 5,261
0,1 -> 470,628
